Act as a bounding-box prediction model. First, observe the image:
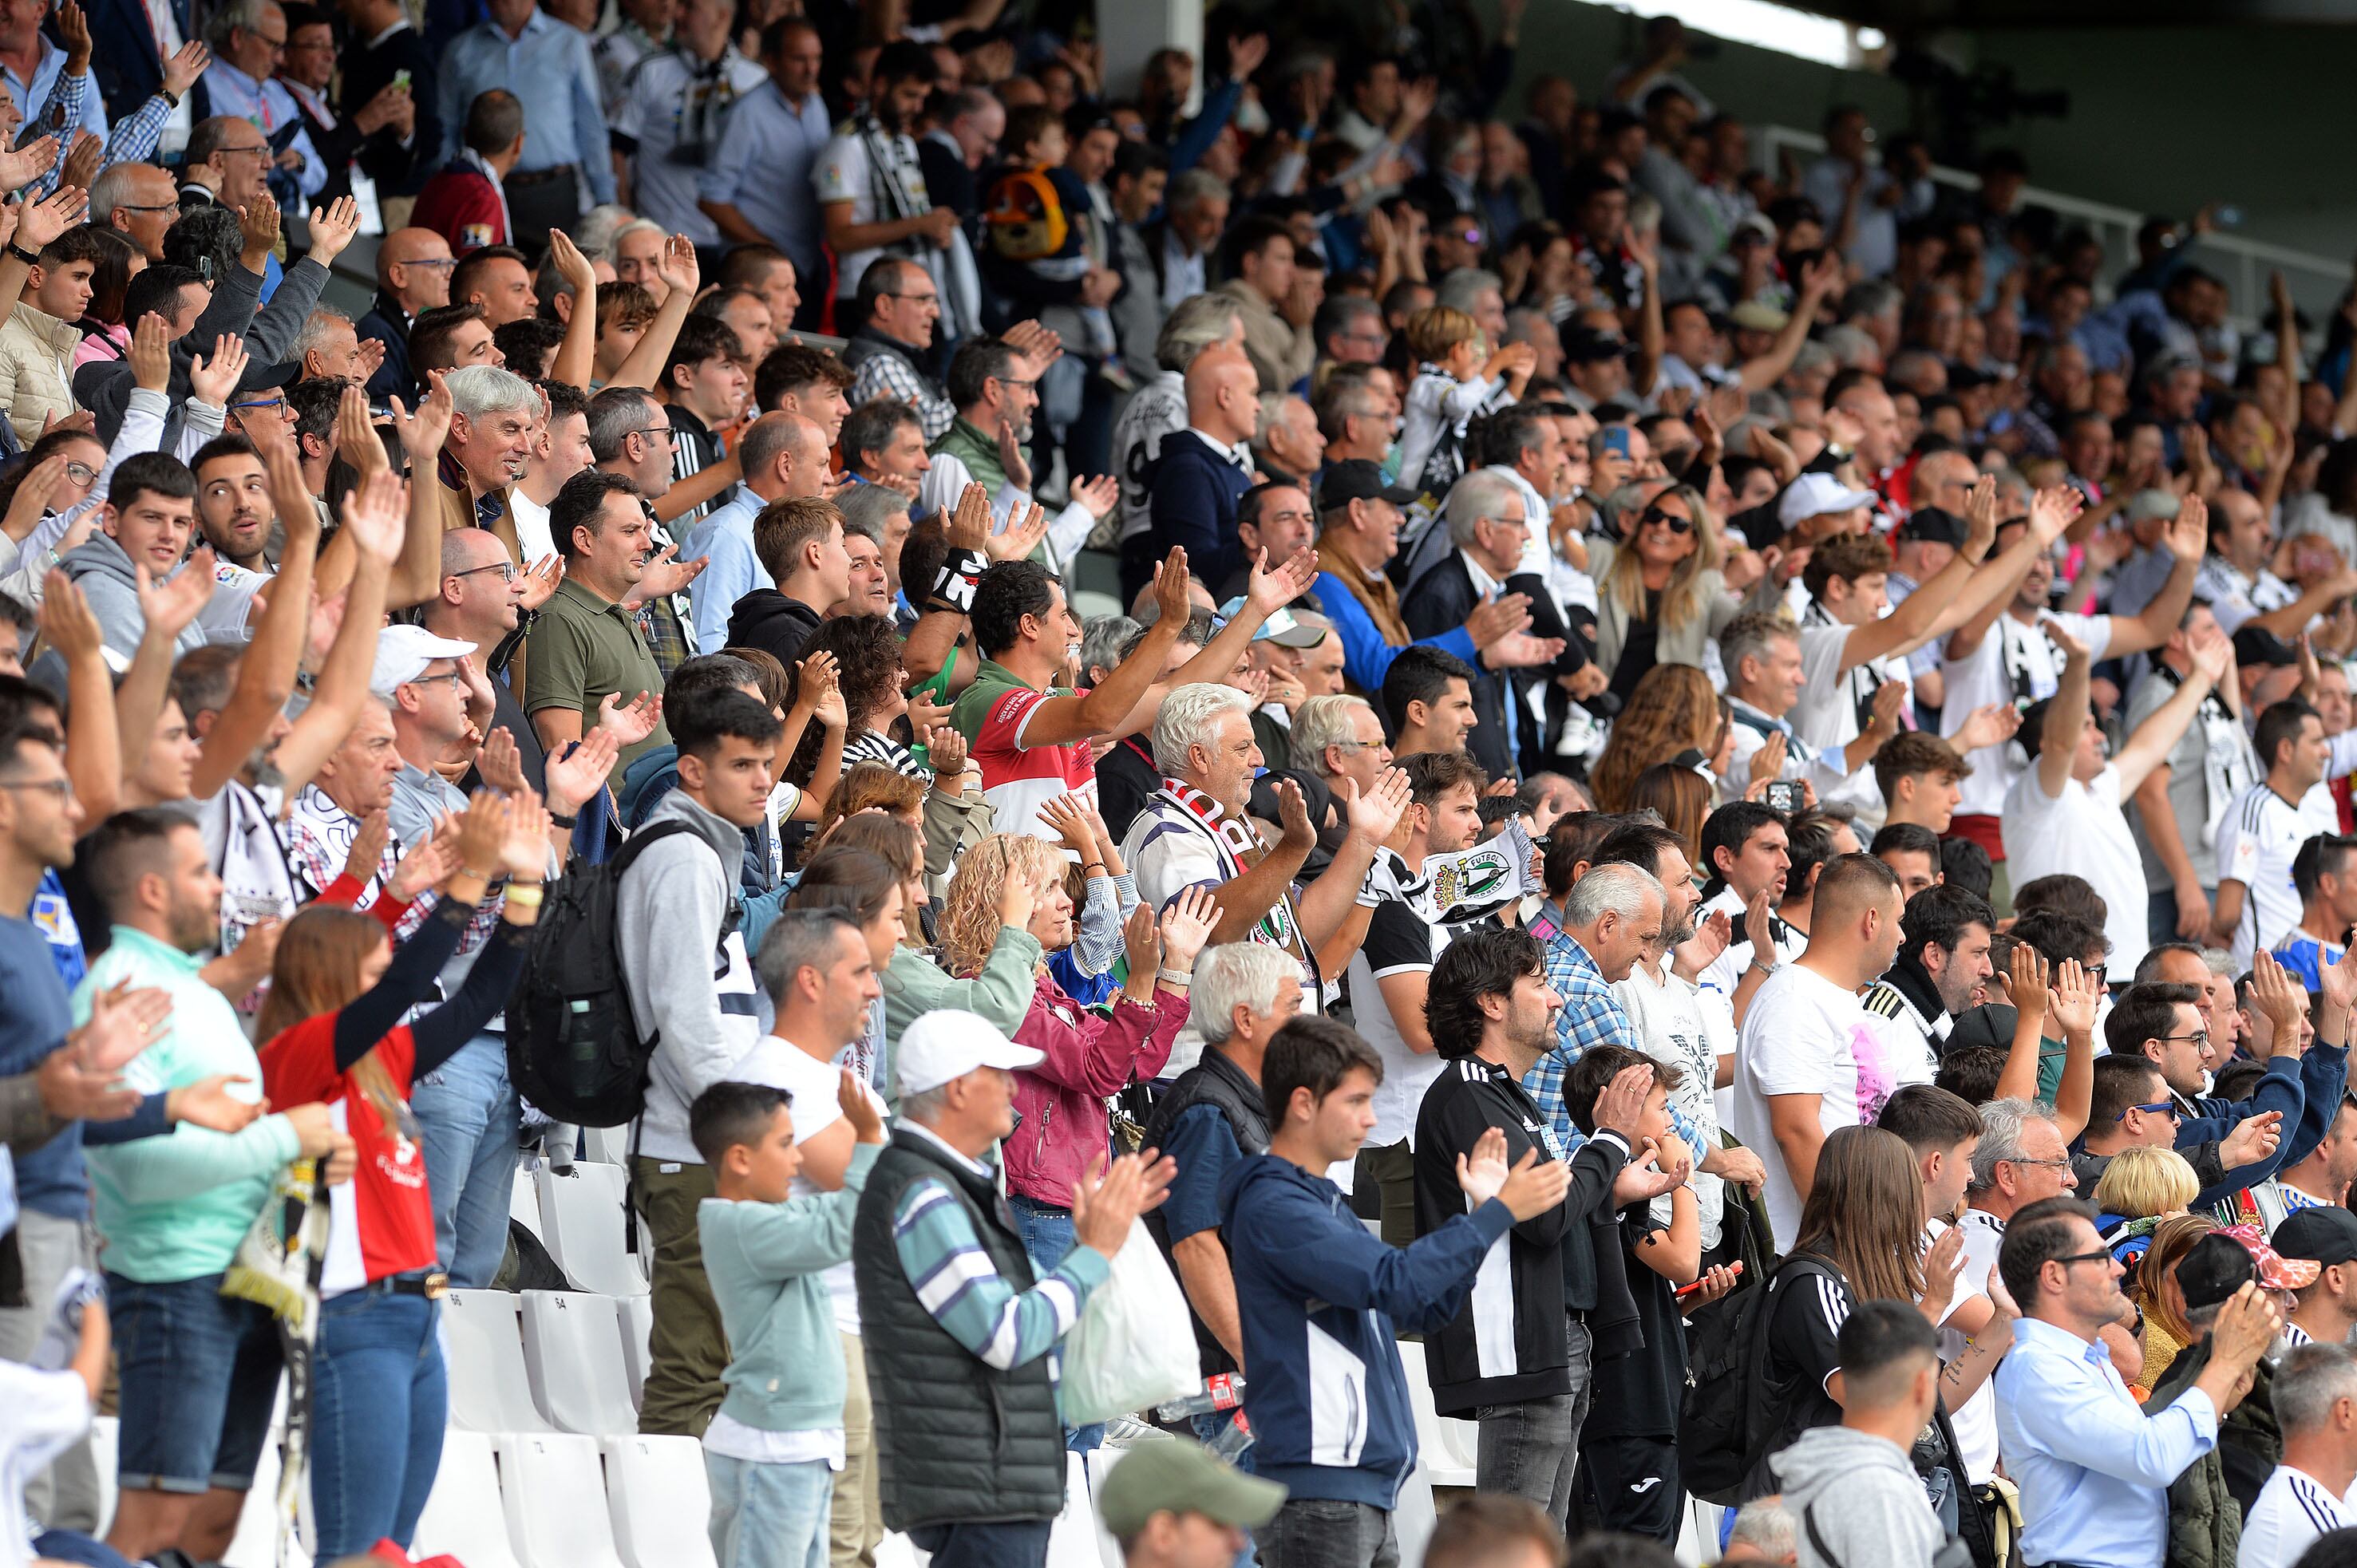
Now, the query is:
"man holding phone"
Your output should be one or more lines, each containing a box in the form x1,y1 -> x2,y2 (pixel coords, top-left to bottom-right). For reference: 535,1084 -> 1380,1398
334,0 -> 441,229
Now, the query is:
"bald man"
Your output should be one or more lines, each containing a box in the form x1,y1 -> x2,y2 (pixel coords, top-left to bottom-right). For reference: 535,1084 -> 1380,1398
360,227 -> 457,404
682,411 -> 829,647
1134,343 -> 1260,602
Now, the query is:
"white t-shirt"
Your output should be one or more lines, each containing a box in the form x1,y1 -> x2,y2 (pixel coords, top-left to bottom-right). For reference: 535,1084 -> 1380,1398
1348,899 -> 1457,1150
1695,883 -> 1808,1003
1615,959 -> 1728,1253
1937,1207 -> 2008,1484
1940,609 -> 2114,819
0,1360 -> 89,1568
726,1033 -> 883,1336
2002,761 -> 2152,981
1788,614 -> 1912,755
813,125 -> 927,298
2217,784 -> 2317,971
1729,963 -> 1903,1249
2239,1463 -> 2355,1568
199,559 -> 270,642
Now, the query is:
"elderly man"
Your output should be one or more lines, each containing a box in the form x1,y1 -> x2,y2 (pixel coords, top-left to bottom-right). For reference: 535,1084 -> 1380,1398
1140,942 -> 1303,1418
1522,860 -> 1666,1149
843,256 -> 954,442
293,306 -> 366,382
681,412 -> 829,650
437,0 -> 613,239
89,164 -> 180,262
360,227 -> 456,403
1293,693 -> 1392,801
1315,366 -> 1400,469
1252,392 -> 1323,492
437,364 -> 539,565
196,0 -> 325,204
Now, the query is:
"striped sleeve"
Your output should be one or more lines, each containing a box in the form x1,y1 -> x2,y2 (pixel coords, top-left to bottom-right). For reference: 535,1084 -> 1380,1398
891,1175 -> 1110,1372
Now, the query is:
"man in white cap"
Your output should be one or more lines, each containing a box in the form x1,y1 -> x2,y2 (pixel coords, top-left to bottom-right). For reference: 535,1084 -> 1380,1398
852,1009 -> 1170,1568
1771,471 -> 1877,617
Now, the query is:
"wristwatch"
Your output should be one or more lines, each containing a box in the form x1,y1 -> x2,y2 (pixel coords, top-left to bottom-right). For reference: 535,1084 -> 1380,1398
1748,957 -> 1779,979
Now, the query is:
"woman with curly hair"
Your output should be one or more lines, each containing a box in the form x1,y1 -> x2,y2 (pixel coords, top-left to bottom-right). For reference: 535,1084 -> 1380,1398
935,832 -> 1210,1405
1588,483 -> 1754,701
1589,662 -> 1723,811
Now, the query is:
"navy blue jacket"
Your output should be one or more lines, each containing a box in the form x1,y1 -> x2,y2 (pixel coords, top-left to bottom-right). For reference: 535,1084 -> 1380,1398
1218,1151 -> 1513,1509
1148,430 -> 1252,598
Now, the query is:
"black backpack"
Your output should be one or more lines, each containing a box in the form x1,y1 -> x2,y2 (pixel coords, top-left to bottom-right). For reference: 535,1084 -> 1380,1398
506,822 -> 735,1127
1677,1252 -> 1837,1506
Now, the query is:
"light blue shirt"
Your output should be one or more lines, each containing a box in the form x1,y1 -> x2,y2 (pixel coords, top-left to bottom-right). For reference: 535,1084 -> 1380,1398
1,44 -> 105,144
681,491 -> 772,651
1994,1316 -> 2219,1568
696,77 -> 829,284
436,8 -> 614,205
197,58 -> 323,196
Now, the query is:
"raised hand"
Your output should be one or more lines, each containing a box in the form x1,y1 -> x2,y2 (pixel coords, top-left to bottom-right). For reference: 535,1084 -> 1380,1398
548,227 -> 596,294
1157,887 -> 1217,974
516,553 -> 564,610
1071,474 -> 1119,519
2251,949 -> 2308,1049
1454,1125 -> 1512,1205
2221,1109 -> 2284,1170
0,132 -> 58,196
73,980 -> 173,1072
477,726 -> 528,793
2006,938 -> 2047,1016
340,468 -> 408,563
161,39 -> 209,99
1963,474 -> 1999,551
305,196 -> 362,263
451,789 -> 512,879
1590,1061 -> 1655,1143
840,1065 -> 885,1143
2169,493 -> 2210,563
124,309 -> 171,394
2048,957 -> 2101,1039
1922,1221 -> 1966,1315
995,853 -> 1037,930
1341,765 -> 1412,845
544,726 -> 622,817
923,723 -> 968,777
1246,547 -> 1319,615
236,188 -> 280,262
1038,792 -> 1097,859
1151,547 -> 1192,627
386,827 -> 453,901
1952,702 -> 2023,753
1274,776 -> 1314,850
2027,484 -> 2085,546
794,650 -> 844,727
18,184 -> 87,254
595,689 -> 662,745
2189,622 -> 2233,685
655,233 -> 700,298
57,132 -> 99,196
342,808 -> 391,884
945,481 -> 994,552
37,571 -> 102,662
990,503 -> 1050,564
388,368 -> 455,460
336,383 -> 389,479
1742,885 -> 1777,960
2323,935 -> 2357,1014
1868,673 -> 1908,735
188,335 -> 250,407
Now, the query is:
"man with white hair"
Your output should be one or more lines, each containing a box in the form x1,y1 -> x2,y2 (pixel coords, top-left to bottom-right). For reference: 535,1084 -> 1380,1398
1140,942 -> 1303,1411
1524,859 -> 1667,1155
1113,294 -> 1245,579
437,363 -> 541,561
1403,468 -> 1545,783
1253,391 -> 1323,492
1123,684 -> 1405,1069
294,306 -> 370,383
1292,694 -> 1391,801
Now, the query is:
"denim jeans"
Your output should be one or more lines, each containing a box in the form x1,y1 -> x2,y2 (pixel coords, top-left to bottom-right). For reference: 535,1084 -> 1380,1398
1475,1317 -> 1592,1519
106,1271 -> 280,1494
1007,1194 -> 1101,1451
1258,1499 -> 1397,1568
309,1285 -> 447,1559
706,1453 -> 834,1568
412,1031 -> 520,1289
906,1519 -> 1053,1568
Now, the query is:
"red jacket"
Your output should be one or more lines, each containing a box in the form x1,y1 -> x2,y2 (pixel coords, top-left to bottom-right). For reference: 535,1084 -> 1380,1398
1001,973 -> 1185,1208
411,164 -> 506,254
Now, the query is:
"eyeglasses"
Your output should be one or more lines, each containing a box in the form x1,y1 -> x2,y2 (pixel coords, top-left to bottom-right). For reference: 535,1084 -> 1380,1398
2116,1100 -> 2179,1123
634,425 -> 678,446
114,203 -> 180,214
2002,1154 -> 2075,1169
60,461 -> 94,485
404,671 -> 465,690
232,397 -> 286,413
991,376 -> 1038,393
882,290 -> 940,306
2051,1248 -> 2116,1270
0,777 -> 73,800
2158,1029 -> 2209,1049
403,257 -> 461,270
1638,507 -> 1694,535
452,562 -> 521,583
219,143 -> 270,159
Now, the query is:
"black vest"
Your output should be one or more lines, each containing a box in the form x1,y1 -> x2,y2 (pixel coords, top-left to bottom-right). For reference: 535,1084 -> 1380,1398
851,1129 -> 1066,1530
1139,1048 -> 1269,1377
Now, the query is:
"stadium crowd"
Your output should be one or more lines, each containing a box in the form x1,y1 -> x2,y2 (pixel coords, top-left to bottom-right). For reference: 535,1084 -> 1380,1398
10,2 -> 2357,1568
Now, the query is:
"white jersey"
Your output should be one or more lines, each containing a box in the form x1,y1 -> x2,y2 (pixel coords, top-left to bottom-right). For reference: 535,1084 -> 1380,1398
1939,608 -> 2113,819
2217,784 -> 2317,970
2239,1463 -> 2356,1568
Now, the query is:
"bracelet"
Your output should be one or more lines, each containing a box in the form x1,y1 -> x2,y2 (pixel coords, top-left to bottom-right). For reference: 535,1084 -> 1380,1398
6,243 -> 37,267
458,863 -> 497,882
548,810 -> 578,827
1157,969 -> 1192,986
1082,862 -> 1105,875
159,87 -> 180,108
504,883 -> 544,909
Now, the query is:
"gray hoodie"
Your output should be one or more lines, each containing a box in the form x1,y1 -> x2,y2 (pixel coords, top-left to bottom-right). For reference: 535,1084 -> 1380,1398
618,787 -> 764,1163
1772,1424 -> 1944,1568
58,533 -> 210,664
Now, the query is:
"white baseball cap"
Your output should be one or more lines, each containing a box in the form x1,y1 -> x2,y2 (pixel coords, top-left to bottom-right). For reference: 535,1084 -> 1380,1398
1776,471 -> 1878,528
370,625 -> 477,699
896,1009 -> 1044,1098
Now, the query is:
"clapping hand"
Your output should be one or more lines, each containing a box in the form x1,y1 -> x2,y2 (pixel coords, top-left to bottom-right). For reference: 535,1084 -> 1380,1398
2048,957 -> 2101,1039
518,555 -> 564,611
1921,1221 -> 1966,1317
1120,901 -> 1161,978
71,979 -> 173,1073
388,369 -> 456,460
1454,1125 -> 1513,1205
1039,792 -> 1097,860
924,723 -> 968,777
1157,887 -> 1216,974
1951,702 -> 2023,753
477,726 -> 528,793
342,808 -> 392,884
1338,766 -> 1412,845
1246,547 -> 1320,615
595,689 -> 662,746
544,726 -> 623,818
36,571 -> 102,663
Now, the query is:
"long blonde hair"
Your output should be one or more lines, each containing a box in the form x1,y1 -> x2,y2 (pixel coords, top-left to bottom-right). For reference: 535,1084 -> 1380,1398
1598,483 -> 1725,630
938,833 -> 1062,976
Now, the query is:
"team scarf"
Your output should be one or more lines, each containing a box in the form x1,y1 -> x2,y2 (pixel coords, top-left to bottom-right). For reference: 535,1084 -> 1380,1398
1358,816 -> 1542,926
1152,780 -> 1310,966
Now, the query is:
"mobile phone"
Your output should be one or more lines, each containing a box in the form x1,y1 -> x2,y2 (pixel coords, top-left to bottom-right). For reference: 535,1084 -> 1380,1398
1600,427 -> 1634,460
1675,1260 -> 1743,1300
391,69 -> 412,91
1762,780 -> 1803,813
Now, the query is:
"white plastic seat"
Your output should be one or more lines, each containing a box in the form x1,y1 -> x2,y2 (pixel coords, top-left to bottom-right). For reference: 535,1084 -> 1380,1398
1391,1341 -> 1474,1488
534,1162 -> 651,1297
616,1292 -> 654,1408
578,1124 -> 631,1166
875,1533 -> 929,1568
495,1431 -> 630,1568
441,1289 -> 556,1433
411,1428 -> 524,1568
512,1166 -> 545,1242
89,1416 -> 117,1538
1394,1463 -> 1438,1568
519,1291 -> 639,1436
602,1433 -> 720,1568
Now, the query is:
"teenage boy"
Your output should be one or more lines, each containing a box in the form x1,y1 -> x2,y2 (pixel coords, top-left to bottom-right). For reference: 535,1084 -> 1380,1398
1222,1016 -> 1568,1568
694,1073 -> 886,1568
1773,1301 -> 1952,1568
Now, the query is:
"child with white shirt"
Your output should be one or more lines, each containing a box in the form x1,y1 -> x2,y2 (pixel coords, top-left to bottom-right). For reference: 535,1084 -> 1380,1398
1394,306 -> 1535,499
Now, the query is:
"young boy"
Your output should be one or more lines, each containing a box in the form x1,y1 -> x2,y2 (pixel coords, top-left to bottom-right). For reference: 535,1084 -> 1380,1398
592,280 -> 661,386
0,227 -> 102,437
981,104 -> 1119,378
694,1072 -> 887,1568
1394,305 -> 1534,499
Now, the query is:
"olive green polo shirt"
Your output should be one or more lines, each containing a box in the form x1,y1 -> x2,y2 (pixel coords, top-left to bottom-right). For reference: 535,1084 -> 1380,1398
523,576 -> 674,768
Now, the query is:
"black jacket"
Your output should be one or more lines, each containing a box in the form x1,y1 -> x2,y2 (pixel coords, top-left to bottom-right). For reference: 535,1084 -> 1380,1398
725,590 -> 825,671
1412,1056 -> 1631,1416
1400,553 -> 1517,782
359,290 -> 415,406
338,22 -> 441,197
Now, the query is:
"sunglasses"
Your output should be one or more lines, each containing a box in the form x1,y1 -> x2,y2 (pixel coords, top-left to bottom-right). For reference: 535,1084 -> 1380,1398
1638,508 -> 1694,535
2116,1100 -> 2179,1123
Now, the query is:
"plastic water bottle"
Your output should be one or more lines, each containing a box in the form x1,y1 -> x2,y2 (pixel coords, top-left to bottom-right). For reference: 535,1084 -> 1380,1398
1206,1411 -> 1254,1462
1153,1373 -> 1245,1421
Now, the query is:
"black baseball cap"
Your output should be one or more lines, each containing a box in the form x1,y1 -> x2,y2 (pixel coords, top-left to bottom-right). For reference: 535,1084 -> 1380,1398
1319,459 -> 1418,510
1560,326 -> 1635,365
2175,1232 -> 2257,1313
2276,1205 -> 2357,1269
1900,507 -> 1968,548
2233,626 -> 2301,670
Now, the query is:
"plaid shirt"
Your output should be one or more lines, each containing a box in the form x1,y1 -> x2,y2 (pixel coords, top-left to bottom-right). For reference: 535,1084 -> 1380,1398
1525,930 -> 1703,1159
849,340 -> 956,443
284,784 -> 433,945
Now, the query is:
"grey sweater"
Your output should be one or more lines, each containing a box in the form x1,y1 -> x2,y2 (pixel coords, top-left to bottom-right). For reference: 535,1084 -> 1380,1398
58,533 -> 209,663
1773,1424 -> 1944,1568
620,788 -> 763,1163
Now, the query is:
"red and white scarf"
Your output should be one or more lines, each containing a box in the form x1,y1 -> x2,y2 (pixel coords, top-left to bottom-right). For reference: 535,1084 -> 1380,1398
1151,780 -> 1315,978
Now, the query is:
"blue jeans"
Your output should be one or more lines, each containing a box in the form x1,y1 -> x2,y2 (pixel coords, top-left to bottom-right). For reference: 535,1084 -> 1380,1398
105,1272 -> 279,1494
706,1453 -> 833,1568
1007,1195 -> 1101,1452
412,1032 -> 520,1288
907,1519 -> 1052,1568
309,1285 -> 447,1559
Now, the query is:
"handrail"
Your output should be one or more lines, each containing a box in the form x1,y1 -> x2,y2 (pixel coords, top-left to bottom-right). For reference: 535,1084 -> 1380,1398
1754,124 -> 2345,329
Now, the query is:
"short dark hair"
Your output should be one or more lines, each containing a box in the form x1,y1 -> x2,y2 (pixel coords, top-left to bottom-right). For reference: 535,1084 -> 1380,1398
971,559 -> 1060,659
1877,1084 -> 1983,1155
2296,835 -> 2357,904
1224,214 -> 1295,274
687,1080 -> 790,1168
493,317 -> 565,377
189,432 -> 259,478
1836,1297 -> 1940,1406
287,376 -> 345,448
1941,836 -> 1992,899
1400,748 -> 1485,812
754,342 -> 852,409
1592,820 -> 1687,880
1380,645 -> 1476,736
2014,874 -> 2108,930
853,255 -> 923,322
840,397 -> 921,472
2089,1053 -> 2166,1125
947,337 -> 1023,409
1872,820 -> 1942,866
110,451 -> 196,515
1896,882 -> 1995,970
1263,1016 -> 1383,1125
1701,800 -> 1783,888
1999,1196 -> 2099,1305
1782,807 -> 1858,896
550,469 -> 640,562
409,302 -> 488,375
669,687 -> 785,764
718,242 -> 789,290
663,312 -> 744,393
1934,1044 -> 2007,1106
1541,812 -> 1616,900
462,90 -> 525,156
1423,925 -> 1544,1060
2011,906 -> 2110,971
1003,102 -> 1063,161
1564,1043 -> 1679,1136
161,205 -> 240,280
1424,1496 -> 1567,1568
82,807 -> 198,923
663,651 -> 761,711
123,263 -> 205,330
2134,941 -> 2206,983
2103,981 -> 2205,1059
35,223 -> 108,271
872,38 -> 931,87
2259,699 -> 2322,774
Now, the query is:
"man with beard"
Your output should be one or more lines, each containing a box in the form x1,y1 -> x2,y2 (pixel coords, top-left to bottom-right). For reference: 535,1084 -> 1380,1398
813,40 -> 964,324
185,436 -> 279,642
1695,802 -> 1798,1006
1863,883 -> 1999,1085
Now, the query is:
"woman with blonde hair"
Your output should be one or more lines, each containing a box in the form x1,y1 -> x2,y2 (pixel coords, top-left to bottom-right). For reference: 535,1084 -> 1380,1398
1588,482 -> 1755,700
2133,1211 -> 2218,1391
1590,663 -> 1722,811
